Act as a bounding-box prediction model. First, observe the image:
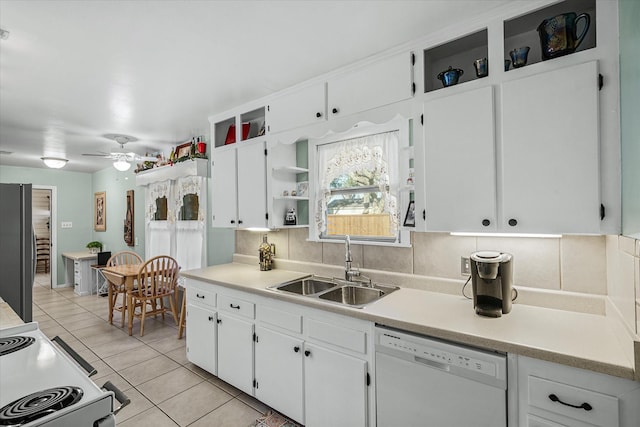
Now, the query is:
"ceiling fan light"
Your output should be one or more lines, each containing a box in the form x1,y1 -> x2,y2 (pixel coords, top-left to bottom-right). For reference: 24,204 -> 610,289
41,157 -> 68,169
113,158 -> 131,171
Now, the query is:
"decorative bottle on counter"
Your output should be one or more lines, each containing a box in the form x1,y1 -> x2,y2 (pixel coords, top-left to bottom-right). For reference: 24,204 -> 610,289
258,234 -> 275,271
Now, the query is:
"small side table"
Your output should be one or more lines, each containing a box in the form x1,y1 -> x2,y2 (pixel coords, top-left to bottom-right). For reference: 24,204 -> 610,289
91,264 -> 108,297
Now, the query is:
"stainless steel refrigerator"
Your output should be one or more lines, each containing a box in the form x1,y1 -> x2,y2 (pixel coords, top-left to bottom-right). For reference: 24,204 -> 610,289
0,183 -> 34,322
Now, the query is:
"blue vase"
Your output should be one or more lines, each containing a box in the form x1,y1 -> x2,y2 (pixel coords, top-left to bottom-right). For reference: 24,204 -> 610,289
509,46 -> 530,68
437,66 -> 464,87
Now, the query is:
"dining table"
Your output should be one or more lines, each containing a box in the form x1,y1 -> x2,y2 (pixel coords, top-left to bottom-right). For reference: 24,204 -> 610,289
101,263 -> 141,336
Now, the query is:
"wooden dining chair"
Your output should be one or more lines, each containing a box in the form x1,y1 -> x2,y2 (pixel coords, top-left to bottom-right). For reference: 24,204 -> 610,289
105,251 -> 142,327
178,286 -> 186,339
35,237 -> 50,273
129,255 -> 180,337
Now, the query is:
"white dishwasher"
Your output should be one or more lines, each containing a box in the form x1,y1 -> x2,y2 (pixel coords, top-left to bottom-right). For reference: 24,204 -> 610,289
375,325 -> 507,427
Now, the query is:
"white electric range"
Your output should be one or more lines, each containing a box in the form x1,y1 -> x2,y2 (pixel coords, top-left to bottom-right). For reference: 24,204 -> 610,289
0,322 -> 129,426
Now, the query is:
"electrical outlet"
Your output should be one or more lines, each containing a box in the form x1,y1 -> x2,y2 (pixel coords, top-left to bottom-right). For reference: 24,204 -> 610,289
61,221 -> 72,229
461,257 -> 471,275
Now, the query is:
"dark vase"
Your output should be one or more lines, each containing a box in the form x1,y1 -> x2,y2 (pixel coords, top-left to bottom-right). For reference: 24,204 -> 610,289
537,12 -> 590,60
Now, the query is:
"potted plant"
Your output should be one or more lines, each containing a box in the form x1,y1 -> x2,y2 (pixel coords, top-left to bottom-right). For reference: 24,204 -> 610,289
86,241 -> 103,254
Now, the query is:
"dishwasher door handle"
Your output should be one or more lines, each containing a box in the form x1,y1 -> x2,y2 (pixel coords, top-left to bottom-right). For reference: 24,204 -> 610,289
414,355 -> 451,372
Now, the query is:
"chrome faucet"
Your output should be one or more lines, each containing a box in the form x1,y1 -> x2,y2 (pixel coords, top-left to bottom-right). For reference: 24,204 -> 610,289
345,235 -> 372,286
345,235 -> 358,281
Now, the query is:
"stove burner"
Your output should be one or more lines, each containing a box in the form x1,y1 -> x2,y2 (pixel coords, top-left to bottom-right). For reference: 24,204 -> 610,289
0,336 -> 35,356
0,386 -> 83,426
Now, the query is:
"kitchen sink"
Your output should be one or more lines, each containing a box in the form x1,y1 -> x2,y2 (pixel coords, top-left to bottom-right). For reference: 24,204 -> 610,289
271,276 -> 337,295
269,276 -> 398,308
318,284 -> 398,307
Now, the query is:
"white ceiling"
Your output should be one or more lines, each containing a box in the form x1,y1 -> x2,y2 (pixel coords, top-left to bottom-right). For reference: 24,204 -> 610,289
0,0 -> 513,173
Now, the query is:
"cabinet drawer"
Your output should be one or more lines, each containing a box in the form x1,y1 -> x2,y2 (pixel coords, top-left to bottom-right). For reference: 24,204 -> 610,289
187,288 -> 216,308
528,376 -> 619,426
218,294 -> 255,319
306,318 -> 366,354
256,305 -> 302,333
526,414 -> 566,427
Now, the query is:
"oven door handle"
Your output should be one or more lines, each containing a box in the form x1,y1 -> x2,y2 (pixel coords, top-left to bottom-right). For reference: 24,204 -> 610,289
52,336 -> 97,377
102,381 -> 131,415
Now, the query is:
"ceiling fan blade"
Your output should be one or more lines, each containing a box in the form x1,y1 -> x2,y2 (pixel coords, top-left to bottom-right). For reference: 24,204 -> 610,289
82,153 -> 111,158
137,155 -> 159,162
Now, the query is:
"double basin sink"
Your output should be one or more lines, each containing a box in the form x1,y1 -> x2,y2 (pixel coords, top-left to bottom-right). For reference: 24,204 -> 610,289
268,276 -> 399,308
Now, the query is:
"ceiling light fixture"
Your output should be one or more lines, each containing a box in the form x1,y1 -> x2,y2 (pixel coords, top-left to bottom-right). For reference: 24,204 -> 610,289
41,157 -> 68,169
113,158 -> 131,172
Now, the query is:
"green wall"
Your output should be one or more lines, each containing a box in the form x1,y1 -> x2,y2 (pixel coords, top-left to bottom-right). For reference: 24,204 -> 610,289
620,0 -> 640,236
0,164 -> 235,286
92,166 -> 146,258
0,165 -> 93,285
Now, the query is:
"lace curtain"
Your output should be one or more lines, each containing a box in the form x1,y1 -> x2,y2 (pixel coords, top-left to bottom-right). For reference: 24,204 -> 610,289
145,180 -> 172,223
315,130 -> 399,237
175,176 -> 205,223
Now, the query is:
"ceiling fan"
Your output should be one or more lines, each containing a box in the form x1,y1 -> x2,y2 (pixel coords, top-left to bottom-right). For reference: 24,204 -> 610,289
83,134 -> 159,171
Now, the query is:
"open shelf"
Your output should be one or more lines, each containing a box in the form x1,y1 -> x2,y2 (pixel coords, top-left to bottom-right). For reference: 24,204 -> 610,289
213,117 -> 235,148
240,107 -> 266,141
273,166 -> 309,174
424,29 -> 488,93
504,0 -> 596,71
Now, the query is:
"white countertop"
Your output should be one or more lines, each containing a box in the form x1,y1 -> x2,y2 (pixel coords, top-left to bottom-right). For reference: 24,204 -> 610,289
61,251 -> 98,261
181,263 -> 639,381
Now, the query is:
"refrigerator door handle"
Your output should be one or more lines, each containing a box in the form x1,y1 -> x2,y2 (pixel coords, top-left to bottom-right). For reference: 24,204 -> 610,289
32,225 -> 36,284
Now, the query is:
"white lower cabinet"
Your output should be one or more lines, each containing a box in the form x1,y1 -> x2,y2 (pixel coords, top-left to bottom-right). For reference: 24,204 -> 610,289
217,313 -> 254,395
185,304 -> 217,375
303,342 -> 368,427
254,326 -> 304,424
516,356 -> 640,427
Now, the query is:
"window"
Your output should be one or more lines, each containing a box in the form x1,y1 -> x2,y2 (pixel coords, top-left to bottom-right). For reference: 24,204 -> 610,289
311,118 -> 409,245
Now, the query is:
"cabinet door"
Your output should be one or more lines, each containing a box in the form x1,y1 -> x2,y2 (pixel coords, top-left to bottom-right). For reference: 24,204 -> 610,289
328,51 -> 413,118
501,61 -> 600,233
424,86 -> 497,231
211,148 -> 238,227
185,304 -> 217,375
304,343 -> 367,427
254,326 -> 304,424
217,313 -> 254,395
268,83 -> 326,134
237,142 -> 267,228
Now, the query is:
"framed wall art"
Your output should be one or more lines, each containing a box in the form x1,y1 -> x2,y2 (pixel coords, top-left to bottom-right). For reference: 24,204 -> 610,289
94,191 -> 106,231
403,200 -> 415,227
175,142 -> 192,160
124,190 -> 134,246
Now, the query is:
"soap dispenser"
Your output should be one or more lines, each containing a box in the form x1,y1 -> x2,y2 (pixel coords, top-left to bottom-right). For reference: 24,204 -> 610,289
258,234 -> 275,271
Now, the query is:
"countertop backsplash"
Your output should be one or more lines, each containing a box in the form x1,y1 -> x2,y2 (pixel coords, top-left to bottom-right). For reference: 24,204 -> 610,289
235,229 -> 639,335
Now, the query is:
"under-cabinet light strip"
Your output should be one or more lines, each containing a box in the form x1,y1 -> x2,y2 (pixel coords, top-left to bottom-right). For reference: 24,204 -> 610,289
450,232 -> 562,239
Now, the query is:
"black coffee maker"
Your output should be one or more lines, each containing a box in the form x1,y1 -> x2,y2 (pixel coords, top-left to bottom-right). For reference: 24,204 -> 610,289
470,251 -> 513,317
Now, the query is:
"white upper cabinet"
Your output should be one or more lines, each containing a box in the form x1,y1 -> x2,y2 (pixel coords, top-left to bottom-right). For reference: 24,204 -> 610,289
501,61 -> 601,234
237,141 -> 268,229
267,82 -> 326,134
211,141 -> 267,229
327,51 -> 414,119
424,86 -> 496,232
211,148 -> 237,227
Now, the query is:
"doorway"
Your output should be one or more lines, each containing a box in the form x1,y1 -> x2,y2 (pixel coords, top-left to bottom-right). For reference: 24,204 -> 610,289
32,186 -> 57,289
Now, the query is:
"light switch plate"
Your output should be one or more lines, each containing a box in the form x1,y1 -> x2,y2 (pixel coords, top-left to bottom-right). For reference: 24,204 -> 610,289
61,221 -> 72,229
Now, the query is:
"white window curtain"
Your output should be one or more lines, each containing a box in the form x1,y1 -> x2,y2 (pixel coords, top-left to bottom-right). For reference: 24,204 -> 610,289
143,176 -> 207,271
315,130 -> 399,238
175,175 -> 206,271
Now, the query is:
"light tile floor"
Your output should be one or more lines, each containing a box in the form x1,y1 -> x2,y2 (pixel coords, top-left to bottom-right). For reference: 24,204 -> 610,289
31,273 -> 268,426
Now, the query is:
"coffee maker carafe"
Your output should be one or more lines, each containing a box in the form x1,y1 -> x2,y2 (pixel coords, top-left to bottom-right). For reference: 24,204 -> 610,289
470,251 -> 513,317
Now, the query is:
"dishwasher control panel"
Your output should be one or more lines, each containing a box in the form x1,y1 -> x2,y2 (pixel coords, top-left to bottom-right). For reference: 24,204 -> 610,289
378,331 -> 500,379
